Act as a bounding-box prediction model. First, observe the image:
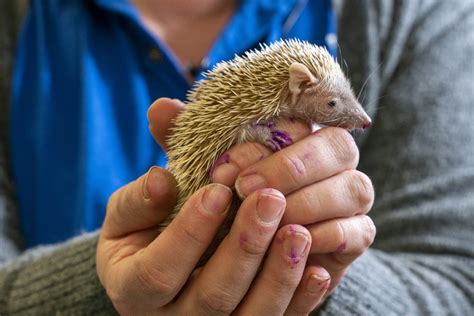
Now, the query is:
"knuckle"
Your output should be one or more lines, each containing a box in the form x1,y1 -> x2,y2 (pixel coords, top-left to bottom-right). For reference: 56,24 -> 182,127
299,188 -> 322,215
345,171 -> 374,212
106,185 -> 129,215
115,183 -> 138,216
182,223 -> 208,249
232,142 -> 270,169
106,188 -> 120,210
196,287 -> 236,315
239,235 -> 269,257
328,128 -> 359,167
135,258 -> 176,301
263,271 -> 300,293
279,153 -> 307,184
335,221 -> 347,248
247,142 -> 270,161
362,215 -> 376,247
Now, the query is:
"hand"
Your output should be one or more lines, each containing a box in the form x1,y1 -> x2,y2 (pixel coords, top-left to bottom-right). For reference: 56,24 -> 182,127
97,167 -> 316,314
150,98 -> 376,309
220,121 -> 377,298
97,98 -> 334,315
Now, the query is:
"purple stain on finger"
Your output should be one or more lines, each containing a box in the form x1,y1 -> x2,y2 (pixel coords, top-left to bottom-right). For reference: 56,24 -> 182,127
290,248 -> 301,265
289,225 -> 298,235
239,232 -> 249,248
336,241 -> 347,253
320,280 -> 330,292
208,152 -> 230,180
215,152 -> 230,165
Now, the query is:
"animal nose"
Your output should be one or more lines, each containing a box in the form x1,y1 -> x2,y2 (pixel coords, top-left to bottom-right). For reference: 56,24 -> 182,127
362,116 -> 372,129
362,121 -> 372,129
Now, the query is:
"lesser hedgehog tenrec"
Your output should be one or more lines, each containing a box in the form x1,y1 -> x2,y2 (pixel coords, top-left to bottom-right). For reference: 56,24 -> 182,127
161,39 -> 371,259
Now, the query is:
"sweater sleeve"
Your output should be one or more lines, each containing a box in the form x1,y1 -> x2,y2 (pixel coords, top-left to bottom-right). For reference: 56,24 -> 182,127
319,0 -> 474,315
0,233 -> 117,315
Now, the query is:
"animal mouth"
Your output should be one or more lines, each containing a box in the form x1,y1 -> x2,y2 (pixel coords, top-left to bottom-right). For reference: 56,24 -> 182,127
325,118 -> 372,131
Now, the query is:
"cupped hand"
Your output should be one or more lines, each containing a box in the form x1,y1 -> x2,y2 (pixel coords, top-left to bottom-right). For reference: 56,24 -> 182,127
97,166 -> 319,315
99,99 -> 346,315
149,97 -> 376,310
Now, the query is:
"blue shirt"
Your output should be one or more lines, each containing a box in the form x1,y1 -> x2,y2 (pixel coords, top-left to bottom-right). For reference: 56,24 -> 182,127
10,0 -> 336,247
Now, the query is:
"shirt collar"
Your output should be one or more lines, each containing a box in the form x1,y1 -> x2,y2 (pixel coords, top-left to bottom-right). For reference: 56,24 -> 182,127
92,0 -> 138,19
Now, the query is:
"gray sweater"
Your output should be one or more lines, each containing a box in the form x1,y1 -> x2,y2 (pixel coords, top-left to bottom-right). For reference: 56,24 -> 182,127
1,0 -> 473,314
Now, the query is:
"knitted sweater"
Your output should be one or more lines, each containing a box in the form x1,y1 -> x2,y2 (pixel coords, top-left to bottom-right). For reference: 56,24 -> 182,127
1,0 -> 473,314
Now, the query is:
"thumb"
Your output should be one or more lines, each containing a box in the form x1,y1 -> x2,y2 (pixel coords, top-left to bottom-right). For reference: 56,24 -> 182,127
102,166 -> 178,238
148,97 -> 185,152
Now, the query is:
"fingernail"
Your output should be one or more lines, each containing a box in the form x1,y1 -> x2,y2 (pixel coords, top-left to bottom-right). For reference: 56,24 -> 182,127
283,228 -> 309,266
236,174 -> 267,198
202,184 -> 232,215
306,274 -> 330,294
142,166 -> 159,200
256,190 -> 285,223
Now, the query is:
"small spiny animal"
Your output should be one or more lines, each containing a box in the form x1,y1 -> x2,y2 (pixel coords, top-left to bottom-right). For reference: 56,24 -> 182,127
161,39 -> 371,262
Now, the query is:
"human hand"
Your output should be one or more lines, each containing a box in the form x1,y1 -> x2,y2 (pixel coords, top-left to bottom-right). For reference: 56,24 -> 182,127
97,166 -> 317,314
98,98 -> 340,314
149,97 -> 376,310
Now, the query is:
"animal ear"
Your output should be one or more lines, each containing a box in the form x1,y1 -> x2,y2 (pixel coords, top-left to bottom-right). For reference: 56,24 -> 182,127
288,62 -> 317,96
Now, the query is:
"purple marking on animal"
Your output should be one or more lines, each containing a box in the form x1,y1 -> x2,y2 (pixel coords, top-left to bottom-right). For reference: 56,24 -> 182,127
266,138 -> 281,152
266,121 -> 276,128
271,130 -> 293,149
253,121 -> 275,128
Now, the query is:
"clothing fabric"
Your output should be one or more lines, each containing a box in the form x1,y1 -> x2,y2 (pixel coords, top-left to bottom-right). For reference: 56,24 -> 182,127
1,0 -> 474,314
10,0 -> 335,247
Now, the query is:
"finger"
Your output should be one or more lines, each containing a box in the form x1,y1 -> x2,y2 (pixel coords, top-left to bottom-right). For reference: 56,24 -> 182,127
120,184 -> 233,308
210,142 -> 272,187
103,166 -> 178,238
281,170 -> 374,226
284,265 -> 331,315
308,215 -> 376,258
210,118 -> 312,187
147,97 -> 185,151
235,127 -> 360,199
235,225 -> 311,315
179,189 -> 286,315
308,215 -> 376,292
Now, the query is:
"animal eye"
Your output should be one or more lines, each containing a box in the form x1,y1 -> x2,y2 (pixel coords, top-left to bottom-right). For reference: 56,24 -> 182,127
328,100 -> 337,108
